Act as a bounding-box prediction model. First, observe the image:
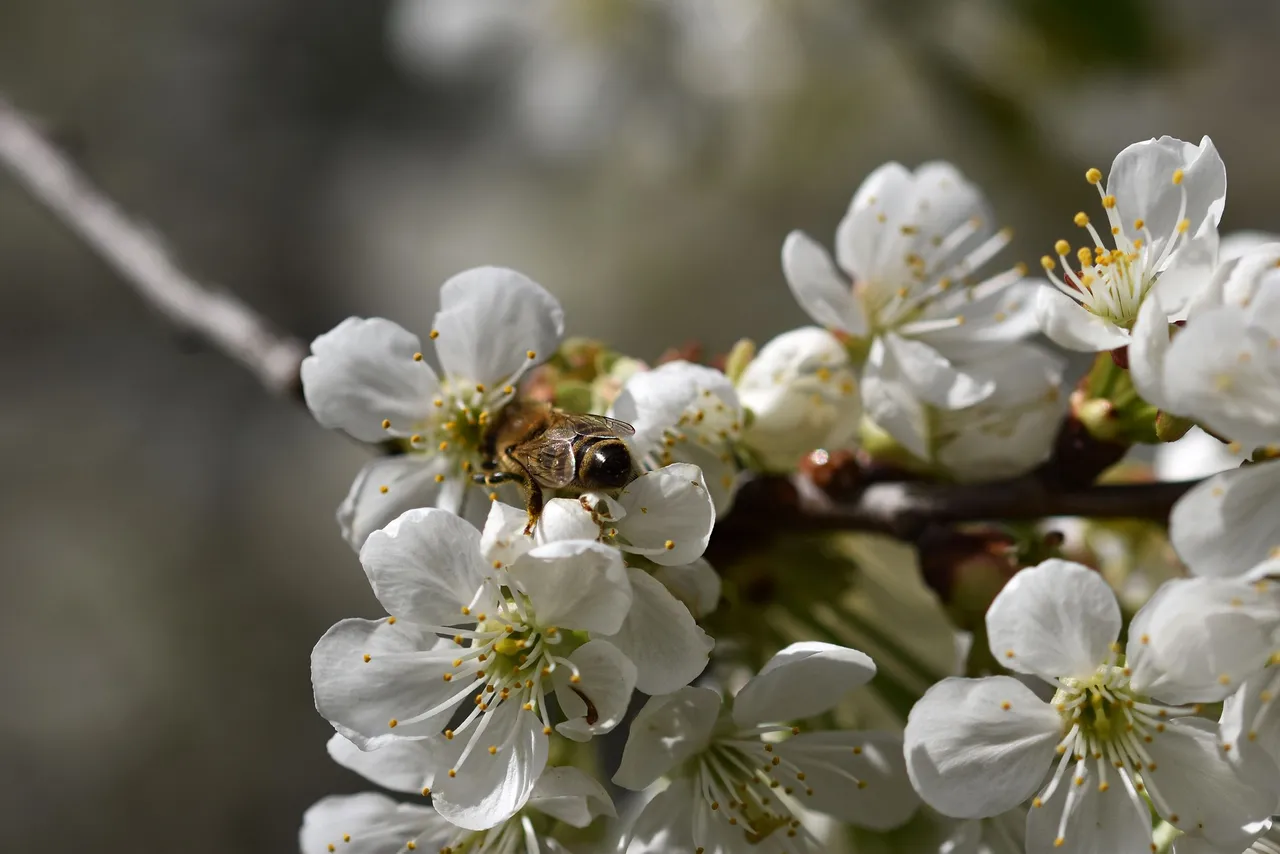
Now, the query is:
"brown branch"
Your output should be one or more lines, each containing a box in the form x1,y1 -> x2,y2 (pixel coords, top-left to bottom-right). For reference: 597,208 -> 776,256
0,95 -> 308,399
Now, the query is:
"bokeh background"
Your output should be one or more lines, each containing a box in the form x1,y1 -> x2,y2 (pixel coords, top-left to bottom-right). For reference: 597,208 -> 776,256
3,0 -> 1280,851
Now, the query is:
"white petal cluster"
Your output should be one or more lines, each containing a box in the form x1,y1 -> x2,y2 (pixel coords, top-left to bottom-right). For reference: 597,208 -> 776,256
300,267 -> 564,547
1036,136 -> 1226,352
614,642 -> 920,852
905,560 -> 1280,853
781,160 -> 1040,456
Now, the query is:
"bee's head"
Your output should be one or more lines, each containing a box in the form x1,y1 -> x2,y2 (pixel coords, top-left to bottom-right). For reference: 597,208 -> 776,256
581,441 -> 633,490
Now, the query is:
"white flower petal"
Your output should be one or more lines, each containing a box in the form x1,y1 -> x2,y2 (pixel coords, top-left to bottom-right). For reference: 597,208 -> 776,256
610,361 -> 741,452
1145,718 -> 1277,849
360,508 -> 490,626
1161,307 -> 1280,449
652,558 -> 721,619
616,464 -> 714,565
512,540 -> 630,634
836,161 -> 916,281
737,327 -> 863,471
479,500 -> 537,566
553,639 -> 637,742
613,686 -> 721,791
429,701 -> 548,831
326,733 -> 434,794
536,498 -> 601,543
338,455 -> 452,551
526,765 -> 616,828
774,729 -> 919,830
1129,288 -> 1174,412
621,779 -> 699,854
604,566 -> 712,695
1126,577 -> 1278,704
862,339 -> 930,459
986,560 -> 1120,682
904,676 -> 1060,819
1024,760 -> 1150,854
1220,671 -> 1280,776
781,231 -> 866,335
1170,463 -> 1280,578
882,333 -> 995,409
1152,230 -> 1219,320
299,793 -> 449,854
1108,136 -> 1226,247
301,317 -> 441,443
1035,287 -> 1132,352
1155,429 -> 1245,482
732,641 -> 876,728
669,440 -> 741,516
311,618 -> 461,747
431,267 -> 564,385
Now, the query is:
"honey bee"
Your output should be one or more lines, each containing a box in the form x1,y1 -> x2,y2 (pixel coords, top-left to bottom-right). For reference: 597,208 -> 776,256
478,402 -> 638,534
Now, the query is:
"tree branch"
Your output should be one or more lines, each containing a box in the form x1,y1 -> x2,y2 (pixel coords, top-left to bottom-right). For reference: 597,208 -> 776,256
0,96 -> 308,399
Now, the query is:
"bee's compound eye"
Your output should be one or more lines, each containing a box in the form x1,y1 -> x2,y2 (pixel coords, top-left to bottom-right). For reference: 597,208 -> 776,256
585,443 -> 632,489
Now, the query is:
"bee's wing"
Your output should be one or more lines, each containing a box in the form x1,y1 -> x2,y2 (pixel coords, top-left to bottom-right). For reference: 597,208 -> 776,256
508,436 -> 577,488
549,412 -> 636,438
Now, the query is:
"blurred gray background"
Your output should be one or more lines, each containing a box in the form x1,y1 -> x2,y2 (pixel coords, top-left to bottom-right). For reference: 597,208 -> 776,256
2,0 -> 1279,851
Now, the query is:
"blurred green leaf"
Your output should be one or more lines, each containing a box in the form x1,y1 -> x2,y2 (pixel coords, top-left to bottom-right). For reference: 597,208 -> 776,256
1002,0 -> 1170,70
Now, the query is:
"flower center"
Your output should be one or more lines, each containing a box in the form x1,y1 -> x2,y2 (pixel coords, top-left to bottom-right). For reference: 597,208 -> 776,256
1033,661 -> 1197,848
687,724 -> 860,848
1042,166 -> 1192,330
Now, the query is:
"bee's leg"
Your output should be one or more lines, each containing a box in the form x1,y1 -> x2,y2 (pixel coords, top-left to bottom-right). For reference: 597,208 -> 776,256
523,480 -> 544,537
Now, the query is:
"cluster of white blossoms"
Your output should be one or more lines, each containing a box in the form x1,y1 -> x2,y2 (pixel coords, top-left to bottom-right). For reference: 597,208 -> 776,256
292,133 -> 1280,854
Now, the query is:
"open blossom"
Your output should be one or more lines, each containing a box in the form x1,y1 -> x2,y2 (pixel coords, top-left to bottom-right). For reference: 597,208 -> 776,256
864,341 -> 1064,471
1131,242 -> 1280,451
481,465 -> 716,694
311,507 -> 640,830
1036,136 -> 1226,352
614,642 -> 919,852
300,734 -> 613,854
905,560 -> 1280,852
610,360 -> 745,513
1168,461 -> 1280,579
300,267 -> 563,547
781,161 -> 1038,451
735,327 -> 862,472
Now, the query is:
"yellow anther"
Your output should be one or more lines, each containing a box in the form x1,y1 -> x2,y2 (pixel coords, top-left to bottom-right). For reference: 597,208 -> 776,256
461,606 -> 471,615
439,441 -> 449,451
388,718 -> 398,728
421,786 -> 431,796
429,330 -> 439,339
1073,212 -> 1089,227
1054,239 -> 1070,256
413,352 -> 423,362
343,835 -> 351,843
444,729 -> 454,739
1054,837 -> 1065,848
381,419 -> 391,429
1134,218 -> 1145,230
1001,701 -> 1011,711
406,843 -> 416,851
362,653 -> 371,663
1111,226 -> 1121,235
409,434 -> 422,444
448,769 -> 456,778
502,384 -> 514,395
1041,256 -> 1055,271
526,350 -> 536,359
379,485 -> 389,494
475,383 -> 486,393
542,726 -> 552,735
442,673 -> 452,682
432,398 -> 443,408
1085,167 -> 1102,184
1177,218 -> 1190,234
434,474 -> 445,483
1076,247 -> 1092,266
664,539 -> 676,550
1173,168 -> 1185,185
1102,194 -> 1116,208
488,745 -> 498,755
387,617 -> 396,625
